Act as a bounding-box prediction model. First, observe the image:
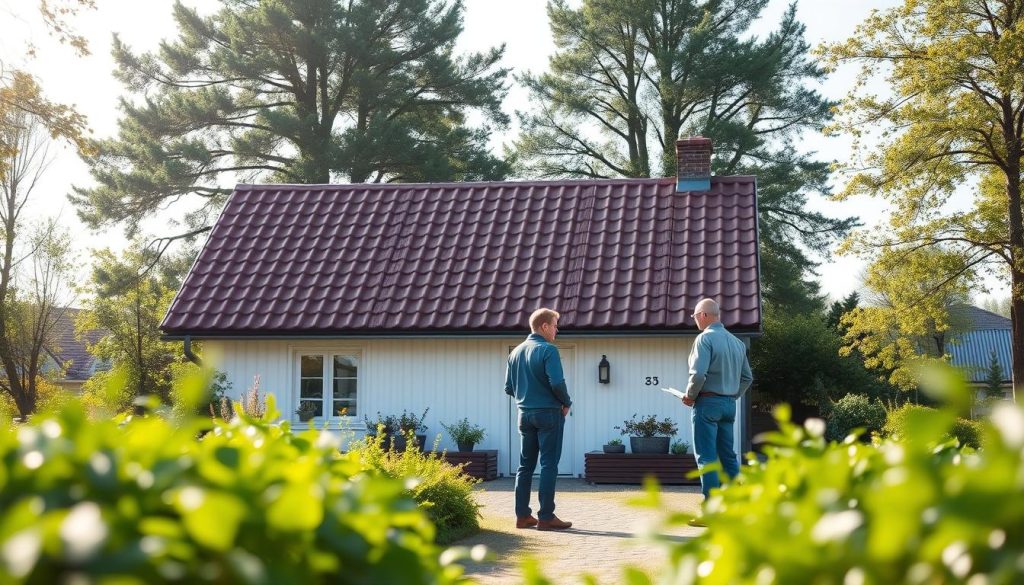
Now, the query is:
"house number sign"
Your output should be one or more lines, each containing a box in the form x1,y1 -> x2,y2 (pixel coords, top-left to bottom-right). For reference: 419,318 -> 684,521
644,376 -> 660,386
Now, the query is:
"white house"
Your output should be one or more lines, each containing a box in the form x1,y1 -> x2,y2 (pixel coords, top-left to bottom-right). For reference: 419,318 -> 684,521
161,137 -> 763,478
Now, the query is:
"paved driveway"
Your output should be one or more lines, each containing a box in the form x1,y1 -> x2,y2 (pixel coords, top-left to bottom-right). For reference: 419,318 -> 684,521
455,478 -> 705,584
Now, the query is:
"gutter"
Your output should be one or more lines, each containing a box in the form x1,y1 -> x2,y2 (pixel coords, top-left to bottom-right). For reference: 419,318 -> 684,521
162,328 -> 765,342
183,335 -> 203,366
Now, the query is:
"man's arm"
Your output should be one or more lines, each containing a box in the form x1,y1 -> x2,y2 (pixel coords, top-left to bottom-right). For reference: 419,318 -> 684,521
684,336 -> 711,400
737,352 -> 753,398
504,360 -> 514,397
544,347 -> 572,408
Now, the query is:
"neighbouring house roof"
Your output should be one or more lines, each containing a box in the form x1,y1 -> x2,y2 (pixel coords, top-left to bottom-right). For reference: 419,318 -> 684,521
162,177 -> 761,337
948,305 -> 1012,383
48,308 -> 109,381
951,304 -> 1011,330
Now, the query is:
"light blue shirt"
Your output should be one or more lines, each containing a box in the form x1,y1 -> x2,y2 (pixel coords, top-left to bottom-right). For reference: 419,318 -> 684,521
684,322 -> 753,400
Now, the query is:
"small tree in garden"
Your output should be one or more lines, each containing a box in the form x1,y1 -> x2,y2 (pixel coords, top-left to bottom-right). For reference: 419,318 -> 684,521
983,350 -> 1006,399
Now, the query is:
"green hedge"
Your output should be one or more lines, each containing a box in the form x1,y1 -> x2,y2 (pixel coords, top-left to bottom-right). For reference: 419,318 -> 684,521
587,397 -> 1024,584
884,403 -> 983,449
825,393 -> 886,441
0,392 -> 466,584
352,432 -> 481,544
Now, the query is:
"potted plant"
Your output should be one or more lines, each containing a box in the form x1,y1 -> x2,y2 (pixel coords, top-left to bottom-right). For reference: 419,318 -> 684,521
671,440 -> 690,455
295,401 -> 317,422
602,437 -> 625,454
615,414 -> 678,454
441,417 -> 486,452
398,408 -> 429,451
363,412 -> 400,449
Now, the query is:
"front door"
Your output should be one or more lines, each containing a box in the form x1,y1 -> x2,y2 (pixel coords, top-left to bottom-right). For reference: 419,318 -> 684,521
507,346 -> 575,476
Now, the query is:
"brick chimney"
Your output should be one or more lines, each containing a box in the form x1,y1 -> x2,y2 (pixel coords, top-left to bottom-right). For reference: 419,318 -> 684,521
676,136 -> 712,192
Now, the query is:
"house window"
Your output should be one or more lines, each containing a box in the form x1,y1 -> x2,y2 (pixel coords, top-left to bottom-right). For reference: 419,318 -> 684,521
299,353 -> 359,418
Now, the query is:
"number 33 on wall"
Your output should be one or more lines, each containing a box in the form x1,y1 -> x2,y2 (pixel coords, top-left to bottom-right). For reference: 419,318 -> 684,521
644,377 -> 660,386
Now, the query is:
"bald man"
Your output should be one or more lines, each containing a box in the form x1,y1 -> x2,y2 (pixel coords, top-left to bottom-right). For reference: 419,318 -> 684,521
682,298 -> 753,512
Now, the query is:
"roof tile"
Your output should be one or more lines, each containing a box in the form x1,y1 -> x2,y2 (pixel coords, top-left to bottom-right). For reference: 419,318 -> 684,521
162,178 -> 761,335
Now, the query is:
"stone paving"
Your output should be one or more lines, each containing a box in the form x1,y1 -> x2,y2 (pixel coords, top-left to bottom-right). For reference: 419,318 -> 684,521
454,478 -> 705,584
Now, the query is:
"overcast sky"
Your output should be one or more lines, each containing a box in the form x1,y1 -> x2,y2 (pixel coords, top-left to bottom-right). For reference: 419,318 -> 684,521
2,0 -> 1009,303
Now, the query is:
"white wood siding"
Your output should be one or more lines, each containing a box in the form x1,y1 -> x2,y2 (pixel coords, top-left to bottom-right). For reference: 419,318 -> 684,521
204,335 -> 744,478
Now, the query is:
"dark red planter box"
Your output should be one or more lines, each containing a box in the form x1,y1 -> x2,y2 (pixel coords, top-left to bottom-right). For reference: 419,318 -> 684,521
434,449 -> 498,481
584,452 -> 700,485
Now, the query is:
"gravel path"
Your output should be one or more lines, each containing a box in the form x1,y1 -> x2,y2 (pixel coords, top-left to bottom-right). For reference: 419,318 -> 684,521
453,478 -> 705,584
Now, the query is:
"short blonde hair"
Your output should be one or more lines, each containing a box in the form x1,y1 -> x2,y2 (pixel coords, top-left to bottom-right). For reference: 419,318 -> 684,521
529,308 -> 560,332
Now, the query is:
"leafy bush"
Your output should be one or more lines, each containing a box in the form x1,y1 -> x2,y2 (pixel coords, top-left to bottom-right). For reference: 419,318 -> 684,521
441,418 -> 486,445
882,402 -> 935,438
949,417 -> 982,449
0,380 -> 466,584
825,393 -> 885,441
353,431 -> 480,544
616,414 -> 678,437
605,437 -> 622,446
884,403 -> 982,449
553,364 -> 1024,585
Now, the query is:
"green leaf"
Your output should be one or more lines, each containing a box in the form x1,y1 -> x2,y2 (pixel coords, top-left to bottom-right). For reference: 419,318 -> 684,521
266,483 -> 324,532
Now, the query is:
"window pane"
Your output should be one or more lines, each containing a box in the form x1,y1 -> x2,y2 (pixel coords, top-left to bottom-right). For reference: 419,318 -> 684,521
300,379 -> 323,399
333,379 -> 357,400
332,400 -> 355,417
334,356 -> 357,378
301,355 -> 323,377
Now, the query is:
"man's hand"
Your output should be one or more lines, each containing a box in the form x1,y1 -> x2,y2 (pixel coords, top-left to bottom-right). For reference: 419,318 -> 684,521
682,396 -> 695,407
561,405 -> 570,417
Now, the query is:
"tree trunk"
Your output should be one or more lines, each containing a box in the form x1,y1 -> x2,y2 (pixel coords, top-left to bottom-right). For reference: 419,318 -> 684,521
1006,166 -> 1024,404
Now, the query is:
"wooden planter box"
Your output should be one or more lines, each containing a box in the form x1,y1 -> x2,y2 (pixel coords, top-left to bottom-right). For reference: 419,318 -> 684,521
434,449 -> 498,481
584,451 -> 700,485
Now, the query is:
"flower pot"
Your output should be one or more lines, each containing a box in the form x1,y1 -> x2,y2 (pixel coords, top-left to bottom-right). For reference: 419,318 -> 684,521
629,436 -> 670,454
602,444 -> 625,454
457,441 -> 476,452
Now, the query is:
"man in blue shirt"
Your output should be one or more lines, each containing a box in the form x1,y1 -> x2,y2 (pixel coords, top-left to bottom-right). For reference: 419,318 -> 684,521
505,308 -> 573,531
681,298 -> 754,513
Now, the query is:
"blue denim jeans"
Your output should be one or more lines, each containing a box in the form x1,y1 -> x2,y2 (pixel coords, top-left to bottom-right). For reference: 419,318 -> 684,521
514,408 -> 564,520
692,395 -> 740,499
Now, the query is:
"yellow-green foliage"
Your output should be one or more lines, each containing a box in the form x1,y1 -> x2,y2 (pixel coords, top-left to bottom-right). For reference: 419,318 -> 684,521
550,364 -> 1024,584
840,248 -> 973,391
352,432 -> 481,545
822,0 -> 1023,345
0,378 -> 469,584
885,403 -> 983,450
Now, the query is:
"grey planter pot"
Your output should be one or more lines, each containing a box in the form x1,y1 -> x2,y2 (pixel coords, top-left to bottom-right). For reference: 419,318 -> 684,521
629,436 -> 670,454
602,444 -> 626,454
457,441 -> 476,452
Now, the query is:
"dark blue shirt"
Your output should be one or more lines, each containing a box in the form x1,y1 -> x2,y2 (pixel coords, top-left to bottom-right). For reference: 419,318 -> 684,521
504,333 -> 572,409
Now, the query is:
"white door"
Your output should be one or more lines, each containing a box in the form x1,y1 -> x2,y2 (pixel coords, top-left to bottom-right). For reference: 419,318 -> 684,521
507,346 -> 575,476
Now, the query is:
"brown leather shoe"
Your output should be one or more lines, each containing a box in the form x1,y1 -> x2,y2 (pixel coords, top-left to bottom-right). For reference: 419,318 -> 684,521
536,516 -> 572,531
516,515 -> 538,529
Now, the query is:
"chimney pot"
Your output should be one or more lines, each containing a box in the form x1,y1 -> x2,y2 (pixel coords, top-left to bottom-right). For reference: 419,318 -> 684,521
676,136 -> 712,192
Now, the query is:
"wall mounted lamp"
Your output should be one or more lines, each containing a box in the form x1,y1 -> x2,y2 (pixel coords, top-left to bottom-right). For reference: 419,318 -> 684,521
598,355 -> 610,384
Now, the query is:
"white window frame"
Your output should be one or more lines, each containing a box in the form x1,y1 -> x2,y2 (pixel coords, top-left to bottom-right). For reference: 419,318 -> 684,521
293,347 -> 362,426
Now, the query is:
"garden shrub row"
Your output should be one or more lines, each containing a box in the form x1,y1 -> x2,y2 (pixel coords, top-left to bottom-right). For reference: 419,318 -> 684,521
0,385 -> 470,584
576,367 -> 1024,585
351,431 -> 481,545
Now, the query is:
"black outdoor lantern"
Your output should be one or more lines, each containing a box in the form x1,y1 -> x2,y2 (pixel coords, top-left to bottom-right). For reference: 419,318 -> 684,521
598,355 -> 611,384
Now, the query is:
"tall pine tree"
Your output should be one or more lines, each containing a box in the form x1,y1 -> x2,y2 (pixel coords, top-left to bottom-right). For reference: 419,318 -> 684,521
73,0 -> 511,237
516,0 -> 856,312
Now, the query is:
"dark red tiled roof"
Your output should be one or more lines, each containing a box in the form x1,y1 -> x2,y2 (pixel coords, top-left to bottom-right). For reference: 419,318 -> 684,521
162,178 -> 761,336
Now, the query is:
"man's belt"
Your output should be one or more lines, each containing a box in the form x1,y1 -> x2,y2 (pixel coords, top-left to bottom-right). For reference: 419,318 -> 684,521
697,391 -> 734,398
